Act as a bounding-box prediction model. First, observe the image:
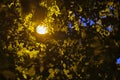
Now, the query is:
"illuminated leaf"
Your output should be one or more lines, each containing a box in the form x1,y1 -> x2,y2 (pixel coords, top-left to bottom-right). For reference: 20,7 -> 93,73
48,68 -> 56,79
96,27 -> 101,32
19,43 -> 24,48
59,48 -> 64,55
63,69 -> 72,79
28,65 -> 35,76
39,66 -> 44,72
78,6 -> 82,12
63,63 -> 66,68
23,73 -> 27,79
74,22 -> 79,31
8,2 -> 14,8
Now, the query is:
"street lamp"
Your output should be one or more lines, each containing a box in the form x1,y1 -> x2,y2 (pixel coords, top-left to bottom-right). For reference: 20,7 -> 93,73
36,25 -> 48,34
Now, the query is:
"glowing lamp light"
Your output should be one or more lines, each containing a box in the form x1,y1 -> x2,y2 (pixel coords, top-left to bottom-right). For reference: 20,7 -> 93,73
36,25 -> 47,34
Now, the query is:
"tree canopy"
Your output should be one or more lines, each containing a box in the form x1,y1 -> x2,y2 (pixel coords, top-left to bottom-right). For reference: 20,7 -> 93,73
0,0 -> 120,80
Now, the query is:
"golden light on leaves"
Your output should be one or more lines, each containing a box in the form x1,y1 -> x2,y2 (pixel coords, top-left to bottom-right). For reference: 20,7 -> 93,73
36,25 -> 47,34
